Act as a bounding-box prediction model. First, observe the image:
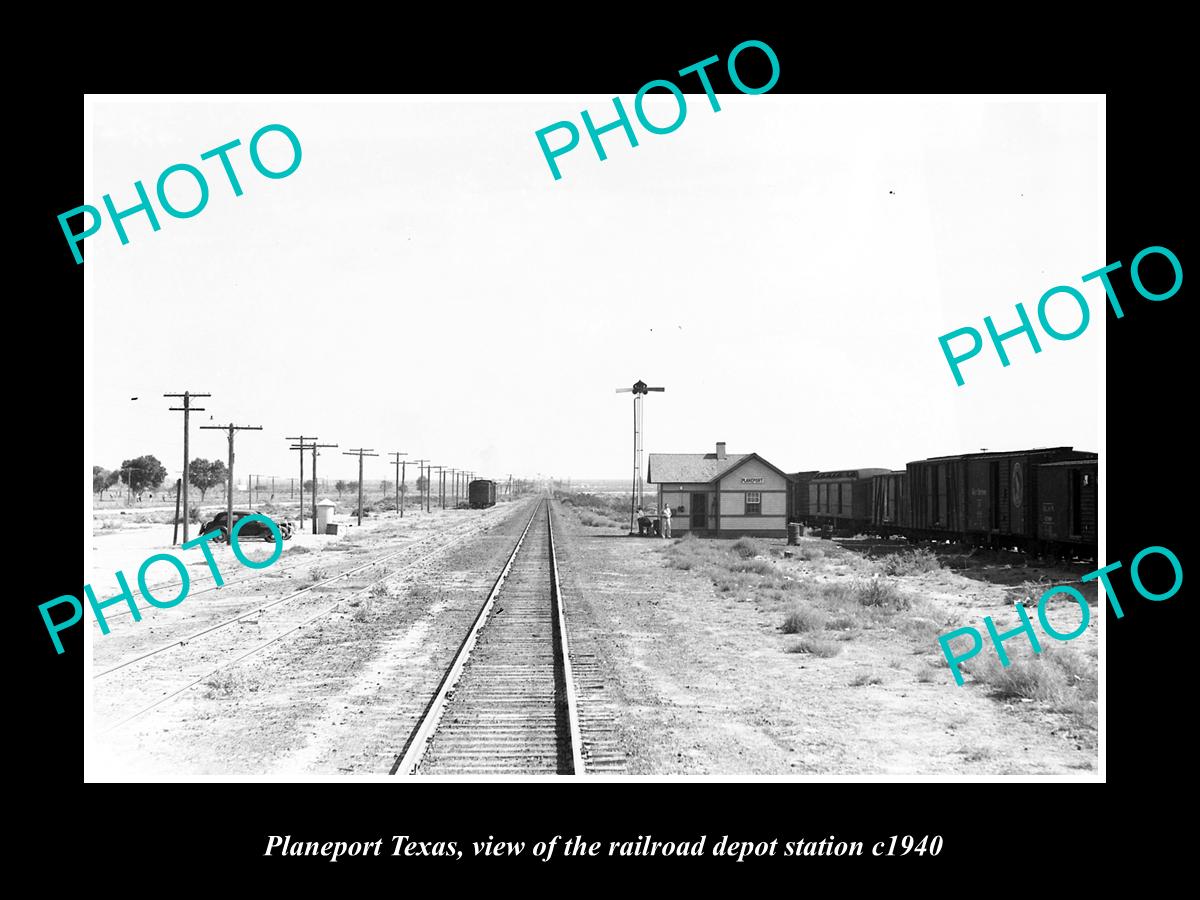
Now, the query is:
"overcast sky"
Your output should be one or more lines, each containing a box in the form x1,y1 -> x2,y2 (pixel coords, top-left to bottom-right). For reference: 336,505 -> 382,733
86,96 -> 1102,483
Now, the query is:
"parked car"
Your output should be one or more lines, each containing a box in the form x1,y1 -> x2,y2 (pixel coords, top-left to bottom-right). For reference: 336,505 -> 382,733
199,510 -> 294,542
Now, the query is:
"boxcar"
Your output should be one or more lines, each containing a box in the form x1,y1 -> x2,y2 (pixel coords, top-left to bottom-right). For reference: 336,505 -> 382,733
787,470 -> 819,523
906,447 -> 1094,548
870,471 -> 908,536
807,469 -> 890,534
468,479 -> 496,509
1036,457 -> 1098,558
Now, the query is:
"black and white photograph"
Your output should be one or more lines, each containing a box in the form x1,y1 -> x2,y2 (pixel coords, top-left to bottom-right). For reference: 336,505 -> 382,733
74,90 -> 1115,782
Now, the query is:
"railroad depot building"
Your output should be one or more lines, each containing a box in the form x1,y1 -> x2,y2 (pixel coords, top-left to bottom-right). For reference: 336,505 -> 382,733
647,442 -> 789,537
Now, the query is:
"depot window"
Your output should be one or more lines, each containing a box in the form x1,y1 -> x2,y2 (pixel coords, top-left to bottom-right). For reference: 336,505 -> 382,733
745,491 -> 762,515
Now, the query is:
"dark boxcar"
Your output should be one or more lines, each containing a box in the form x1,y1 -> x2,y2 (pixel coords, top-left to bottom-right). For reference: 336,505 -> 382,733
1036,457 -> 1098,557
787,470 -> 819,523
468,479 -> 496,509
870,471 -> 908,534
807,469 -> 890,533
907,447 -> 1095,547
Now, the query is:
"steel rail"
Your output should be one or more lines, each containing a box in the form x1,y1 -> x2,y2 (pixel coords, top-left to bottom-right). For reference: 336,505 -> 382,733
93,515 -> 489,679
389,498 -> 546,776
547,501 -> 585,774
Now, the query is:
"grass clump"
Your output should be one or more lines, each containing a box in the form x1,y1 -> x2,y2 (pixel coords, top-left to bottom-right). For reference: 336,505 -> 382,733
731,537 -> 766,559
850,672 -> 884,687
731,557 -> 775,576
873,548 -> 942,576
966,645 -> 1097,721
854,577 -> 911,610
787,637 -> 843,658
556,491 -> 632,528
308,567 -> 328,583
915,663 -> 940,683
782,605 -> 827,634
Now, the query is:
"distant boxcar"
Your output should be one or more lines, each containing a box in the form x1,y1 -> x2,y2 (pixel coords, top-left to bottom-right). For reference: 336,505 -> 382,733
807,469 -> 890,534
468,479 -> 496,509
1036,457 -> 1098,556
787,470 -> 819,523
906,447 -> 1094,549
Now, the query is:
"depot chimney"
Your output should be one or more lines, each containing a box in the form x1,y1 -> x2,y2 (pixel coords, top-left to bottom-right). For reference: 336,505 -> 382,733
716,442 -> 727,460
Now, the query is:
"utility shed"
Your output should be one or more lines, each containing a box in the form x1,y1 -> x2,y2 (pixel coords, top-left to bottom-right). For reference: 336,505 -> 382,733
647,442 -> 790,537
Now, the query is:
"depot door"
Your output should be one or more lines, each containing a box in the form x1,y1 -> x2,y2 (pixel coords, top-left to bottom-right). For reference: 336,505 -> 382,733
691,493 -> 707,529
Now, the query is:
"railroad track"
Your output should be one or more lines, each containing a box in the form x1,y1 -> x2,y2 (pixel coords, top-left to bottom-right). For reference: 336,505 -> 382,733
93,511 -> 503,680
92,513 -> 487,625
392,499 -> 583,775
95,507 -> 515,733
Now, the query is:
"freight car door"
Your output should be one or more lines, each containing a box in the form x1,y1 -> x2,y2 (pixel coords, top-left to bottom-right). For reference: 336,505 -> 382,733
967,460 -> 990,533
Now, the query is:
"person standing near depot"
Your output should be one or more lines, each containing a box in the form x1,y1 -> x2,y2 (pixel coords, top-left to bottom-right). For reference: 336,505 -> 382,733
661,504 -> 672,539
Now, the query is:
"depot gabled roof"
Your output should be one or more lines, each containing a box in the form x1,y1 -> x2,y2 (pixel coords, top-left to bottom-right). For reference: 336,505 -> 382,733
647,452 -> 789,485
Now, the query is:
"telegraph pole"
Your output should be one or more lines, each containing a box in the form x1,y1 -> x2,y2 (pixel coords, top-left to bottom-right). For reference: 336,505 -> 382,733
344,449 -> 379,526
431,465 -> 444,510
201,422 -> 263,543
286,436 -> 316,531
389,451 -> 408,517
165,391 -> 210,544
412,459 -> 429,513
309,442 -> 338,533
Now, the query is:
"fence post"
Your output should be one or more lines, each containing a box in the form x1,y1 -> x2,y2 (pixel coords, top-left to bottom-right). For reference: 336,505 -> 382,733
172,477 -> 182,546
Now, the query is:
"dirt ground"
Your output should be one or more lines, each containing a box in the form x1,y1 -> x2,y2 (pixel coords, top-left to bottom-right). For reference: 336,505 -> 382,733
88,494 -> 1099,779
553,503 -> 1099,776
88,498 -> 537,778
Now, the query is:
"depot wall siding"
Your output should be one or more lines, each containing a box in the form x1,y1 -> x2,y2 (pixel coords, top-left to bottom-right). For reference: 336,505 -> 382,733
718,491 -> 787,516
717,458 -> 788,534
657,483 -> 717,532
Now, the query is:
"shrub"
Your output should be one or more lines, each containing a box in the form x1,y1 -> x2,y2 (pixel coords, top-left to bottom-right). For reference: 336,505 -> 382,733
850,672 -> 884,686
731,557 -> 774,576
782,605 -> 827,634
731,537 -> 766,559
787,637 -> 843,658
854,578 -> 910,610
966,654 -> 1066,701
309,567 -> 328,583
874,548 -> 942,576
799,546 -> 825,561
825,611 -> 859,631
898,616 -> 942,641
915,664 -> 939,683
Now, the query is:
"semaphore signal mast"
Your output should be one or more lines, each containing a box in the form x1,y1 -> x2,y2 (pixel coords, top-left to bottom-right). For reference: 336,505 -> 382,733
615,379 -> 665,534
